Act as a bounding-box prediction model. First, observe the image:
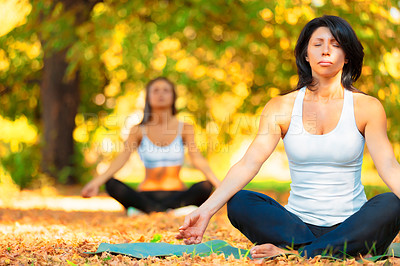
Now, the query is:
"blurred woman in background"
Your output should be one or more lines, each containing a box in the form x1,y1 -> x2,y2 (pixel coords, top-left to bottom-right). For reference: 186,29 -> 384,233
81,77 -> 220,214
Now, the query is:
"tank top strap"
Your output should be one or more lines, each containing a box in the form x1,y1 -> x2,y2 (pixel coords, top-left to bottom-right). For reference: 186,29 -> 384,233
341,88 -> 355,125
140,125 -> 147,136
291,87 -> 306,117
344,88 -> 352,112
177,121 -> 183,136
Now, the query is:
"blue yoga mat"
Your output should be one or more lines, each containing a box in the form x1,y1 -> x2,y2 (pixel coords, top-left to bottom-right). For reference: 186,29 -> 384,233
85,240 -> 252,259
86,240 -> 400,262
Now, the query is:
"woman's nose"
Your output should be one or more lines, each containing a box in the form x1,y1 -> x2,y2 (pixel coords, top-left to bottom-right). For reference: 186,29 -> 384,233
322,44 -> 330,56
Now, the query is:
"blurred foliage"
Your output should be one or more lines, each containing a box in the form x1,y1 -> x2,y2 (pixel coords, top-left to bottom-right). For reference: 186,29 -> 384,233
0,165 -> 20,204
126,180 -> 391,201
0,116 -> 38,188
0,0 -> 399,186
2,145 -> 40,188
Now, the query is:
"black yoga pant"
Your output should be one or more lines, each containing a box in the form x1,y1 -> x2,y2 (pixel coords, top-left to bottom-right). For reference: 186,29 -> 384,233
105,178 -> 213,214
227,190 -> 400,258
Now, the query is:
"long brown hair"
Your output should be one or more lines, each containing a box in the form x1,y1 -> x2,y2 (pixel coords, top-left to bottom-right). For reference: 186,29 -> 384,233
139,77 -> 177,125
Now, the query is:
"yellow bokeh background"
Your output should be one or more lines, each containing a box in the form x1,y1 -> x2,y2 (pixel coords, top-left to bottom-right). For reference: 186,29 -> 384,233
1,0 -> 399,189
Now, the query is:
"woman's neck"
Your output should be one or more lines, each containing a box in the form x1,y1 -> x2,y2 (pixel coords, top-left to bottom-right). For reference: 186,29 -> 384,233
149,109 -> 174,125
308,73 -> 344,101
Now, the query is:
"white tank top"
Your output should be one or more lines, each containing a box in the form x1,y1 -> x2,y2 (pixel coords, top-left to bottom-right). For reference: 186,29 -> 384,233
283,87 -> 367,226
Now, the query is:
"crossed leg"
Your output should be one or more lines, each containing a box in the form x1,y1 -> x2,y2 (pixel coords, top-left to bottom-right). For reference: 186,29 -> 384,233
105,178 -> 213,213
227,190 -> 400,260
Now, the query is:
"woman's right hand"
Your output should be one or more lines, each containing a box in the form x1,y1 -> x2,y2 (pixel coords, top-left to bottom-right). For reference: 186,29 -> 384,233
176,208 -> 211,245
81,180 -> 100,198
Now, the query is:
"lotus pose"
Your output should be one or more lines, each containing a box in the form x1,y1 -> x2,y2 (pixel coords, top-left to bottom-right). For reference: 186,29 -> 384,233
81,77 -> 220,213
176,15 -> 400,259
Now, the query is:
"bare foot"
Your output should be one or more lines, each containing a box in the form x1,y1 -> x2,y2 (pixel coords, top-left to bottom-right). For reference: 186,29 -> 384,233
250,243 -> 295,259
355,253 -> 373,260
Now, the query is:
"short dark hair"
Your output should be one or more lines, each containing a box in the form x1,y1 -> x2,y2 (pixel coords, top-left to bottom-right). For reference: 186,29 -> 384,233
294,15 -> 364,92
140,77 -> 177,125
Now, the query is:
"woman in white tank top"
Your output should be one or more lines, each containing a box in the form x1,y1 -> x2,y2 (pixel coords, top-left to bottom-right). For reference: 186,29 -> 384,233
177,15 -> 400,260
81,77 -> 220,214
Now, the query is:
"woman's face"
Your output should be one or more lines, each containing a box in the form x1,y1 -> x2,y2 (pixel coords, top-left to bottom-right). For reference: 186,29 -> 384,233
148,80 -> 174,109
306,26 -> 347,80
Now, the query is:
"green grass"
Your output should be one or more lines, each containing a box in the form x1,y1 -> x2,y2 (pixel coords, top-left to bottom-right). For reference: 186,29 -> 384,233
124,180 -> 390,200
124,180 -> 290,191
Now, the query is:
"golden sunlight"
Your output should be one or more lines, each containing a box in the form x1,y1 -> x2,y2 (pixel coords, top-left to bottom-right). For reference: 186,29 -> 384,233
0,0 -> 31,37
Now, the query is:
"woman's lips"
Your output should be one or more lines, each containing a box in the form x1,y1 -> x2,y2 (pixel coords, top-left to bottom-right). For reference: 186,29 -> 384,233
318,61 -> 333,66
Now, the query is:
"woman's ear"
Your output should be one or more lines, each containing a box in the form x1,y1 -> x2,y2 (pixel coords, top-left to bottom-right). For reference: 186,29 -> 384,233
305,56 -> 309,62
344,58 -> 349,64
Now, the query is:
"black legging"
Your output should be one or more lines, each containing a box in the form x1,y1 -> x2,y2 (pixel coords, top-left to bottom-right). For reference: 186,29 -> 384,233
105,178 -> 213,213
227,190 -> 400,258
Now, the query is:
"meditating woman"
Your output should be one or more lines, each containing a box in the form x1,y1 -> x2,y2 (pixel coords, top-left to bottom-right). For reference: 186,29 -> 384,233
176,15 -> 400,259
81,77 -> 220,213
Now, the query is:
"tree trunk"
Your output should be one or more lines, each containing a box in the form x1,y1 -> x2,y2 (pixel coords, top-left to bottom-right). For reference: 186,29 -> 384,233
40,49 -> 80,184
38,0 -> 101,184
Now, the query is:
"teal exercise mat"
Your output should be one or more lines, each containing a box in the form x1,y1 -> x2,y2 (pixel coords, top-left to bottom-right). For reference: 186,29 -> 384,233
85,239 -> 252,259
262,243 -> 400,263
86,241 -> 400,262
363,243 -> 400,262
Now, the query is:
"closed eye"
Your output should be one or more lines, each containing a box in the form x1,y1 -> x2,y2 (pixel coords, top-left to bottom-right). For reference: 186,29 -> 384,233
331,40 -> 340,47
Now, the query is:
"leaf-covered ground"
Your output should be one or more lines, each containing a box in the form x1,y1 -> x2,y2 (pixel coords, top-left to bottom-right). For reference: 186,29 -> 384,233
0,187 -> 399,265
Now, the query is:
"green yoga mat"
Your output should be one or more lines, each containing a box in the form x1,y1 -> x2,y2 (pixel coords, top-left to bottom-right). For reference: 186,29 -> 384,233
86,240 -> 400,262
86,240 -> 252,259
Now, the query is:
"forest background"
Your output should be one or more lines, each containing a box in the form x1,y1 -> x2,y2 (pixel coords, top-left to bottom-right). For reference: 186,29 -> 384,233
0,0 -> 399,193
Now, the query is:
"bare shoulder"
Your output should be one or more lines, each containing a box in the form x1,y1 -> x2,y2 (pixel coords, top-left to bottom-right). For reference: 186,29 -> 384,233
261,90 -> 299,124
264,91 -> 297,112
353,92 -> 387,134
181,121 -> 195,141
181,121 -> 195,134
126,124 -> 143,145
353,92 -> 382,106
353,92 -> 386,118
180,121 -> 196,145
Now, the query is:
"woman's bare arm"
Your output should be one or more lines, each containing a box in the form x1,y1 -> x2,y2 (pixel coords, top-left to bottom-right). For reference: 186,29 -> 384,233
81,125 -> 141,197
364,97 -> 400,198
183,123 -> 221,187
176,97 -> 284,244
